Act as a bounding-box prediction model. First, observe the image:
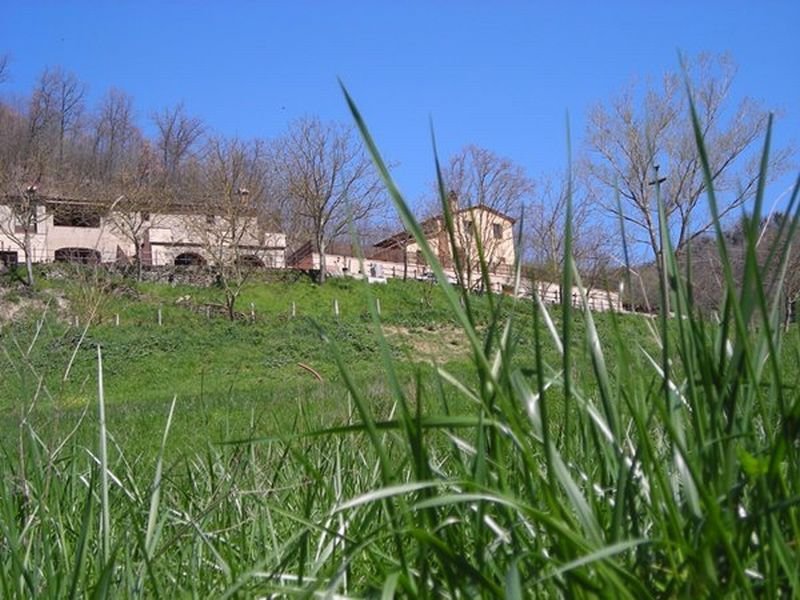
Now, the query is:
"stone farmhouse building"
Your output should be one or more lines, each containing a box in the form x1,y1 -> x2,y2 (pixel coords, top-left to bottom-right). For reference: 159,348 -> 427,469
0,191 -> 621,311
0,194 -> 285,270
288,199 -> 518,293
287,196 -> 622,311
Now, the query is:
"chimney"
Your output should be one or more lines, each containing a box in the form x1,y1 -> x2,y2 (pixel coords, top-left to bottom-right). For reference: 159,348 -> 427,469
446,190 -> 458,215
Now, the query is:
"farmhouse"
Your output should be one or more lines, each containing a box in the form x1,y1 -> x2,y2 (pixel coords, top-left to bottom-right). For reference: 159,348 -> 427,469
288,194 -> 518,293
1,190 -> 621,312
0,192 -> 286,270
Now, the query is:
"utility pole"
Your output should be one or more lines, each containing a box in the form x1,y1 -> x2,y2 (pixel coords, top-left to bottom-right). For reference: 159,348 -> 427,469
648,164 -> 669,315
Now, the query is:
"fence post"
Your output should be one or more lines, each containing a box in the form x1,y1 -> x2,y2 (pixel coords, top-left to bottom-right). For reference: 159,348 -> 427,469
115,313 -> 119,327
376,297 -> 381,316
158,305 -> 163,327
291,301 -> 296,318
250,302 -> 255,322
334,298 -> 339,318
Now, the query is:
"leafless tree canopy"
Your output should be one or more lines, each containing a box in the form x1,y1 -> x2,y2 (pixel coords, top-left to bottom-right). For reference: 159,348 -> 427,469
153,102 -> 204,184
435,145 -> 533,288
439,145 -> 532,218
527,171 -> 618,291
100,141 -> 164,280
91,89 -> 141,181
27,67 -> 87,167
1,53 -> 794,300
0,54 -> 9,84
274,117 -> 385,282
585,53 -> 793,263
188,136 -> 275,318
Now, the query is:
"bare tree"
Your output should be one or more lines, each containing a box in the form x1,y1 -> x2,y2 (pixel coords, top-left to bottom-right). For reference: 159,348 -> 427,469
100,141 -> 166,280
0,92 -> 49,286
153,102 -> 204,184
91,88 -> 140,180
437,145 -> 533,289
527,171 -> 618,295
0,54 -> 9,84
0,173 -> 47,286
276,117 -> 385,283
585,53 -> 793,269
191,136 -> 273,319
25,67 -> 86,169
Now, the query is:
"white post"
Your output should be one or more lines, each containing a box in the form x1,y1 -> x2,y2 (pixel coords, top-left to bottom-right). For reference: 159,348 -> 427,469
158,305 -> 163,327
291,302 -> 296,318
376,298 -> 381,316
334,298 -> 339,318
250,302 -> 255,321
115,313 -> 119,327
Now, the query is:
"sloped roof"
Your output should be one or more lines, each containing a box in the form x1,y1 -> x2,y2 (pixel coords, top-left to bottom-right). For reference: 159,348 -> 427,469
373,203 -> 516,249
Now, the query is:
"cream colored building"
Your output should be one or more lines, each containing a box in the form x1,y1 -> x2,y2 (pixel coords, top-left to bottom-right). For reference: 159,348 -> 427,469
287,202 -> 518,293
0,196 -> 285,269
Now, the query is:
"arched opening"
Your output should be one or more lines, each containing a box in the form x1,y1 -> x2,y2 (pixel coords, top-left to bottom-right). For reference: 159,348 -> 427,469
235,255 -> 265,269
54,247 -> 101,264
174,252 -> 206,267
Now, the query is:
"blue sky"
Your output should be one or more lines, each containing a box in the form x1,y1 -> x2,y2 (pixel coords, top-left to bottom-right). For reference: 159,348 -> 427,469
1,1 -> 798,211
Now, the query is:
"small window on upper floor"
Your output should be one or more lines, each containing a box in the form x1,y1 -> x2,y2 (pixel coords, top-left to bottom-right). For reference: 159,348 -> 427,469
463,219 -> 474,236
492,223 -> 503,240
141,212 -> 151,222
206,214 -> 216,225
14,208 -> 37,234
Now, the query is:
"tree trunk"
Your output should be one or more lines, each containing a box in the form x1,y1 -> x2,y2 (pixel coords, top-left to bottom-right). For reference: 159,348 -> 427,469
318,240 -> 327,284
226,291 -> 237,321
23,232 -> 34,287
402,243 -> 408,281
134,241 -> 143,282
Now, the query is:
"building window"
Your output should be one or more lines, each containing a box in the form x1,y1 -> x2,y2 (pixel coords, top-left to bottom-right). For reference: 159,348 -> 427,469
206,215 -> 216,225
141,212 -> 150,222
175,252 -> 206,267
0,250 -> 19,267
53,205 -> 101,228
463,219 -> 473,236
493,223 -> 503,240
13,208 -> 37,234
54,247 -> 101,264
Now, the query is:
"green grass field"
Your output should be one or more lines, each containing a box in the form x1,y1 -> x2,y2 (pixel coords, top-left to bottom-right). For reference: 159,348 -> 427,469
1,272 -> 650,459
0,92 -> 798,597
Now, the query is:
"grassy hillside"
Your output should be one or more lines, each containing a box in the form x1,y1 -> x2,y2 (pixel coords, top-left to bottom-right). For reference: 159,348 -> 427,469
2,254 -> 799,596
0,270 -> 653,459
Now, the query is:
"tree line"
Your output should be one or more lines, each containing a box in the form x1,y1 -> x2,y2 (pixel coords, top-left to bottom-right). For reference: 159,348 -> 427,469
0,52 -> 792,299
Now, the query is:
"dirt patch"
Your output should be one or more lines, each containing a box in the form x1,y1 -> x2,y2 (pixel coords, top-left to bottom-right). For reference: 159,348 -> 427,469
384,324 -> 470,363
0,288 -> 70,326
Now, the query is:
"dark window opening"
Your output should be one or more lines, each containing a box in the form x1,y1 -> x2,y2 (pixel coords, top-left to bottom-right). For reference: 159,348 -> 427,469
52,205 -> 101,228
14,209 -> 38,234
235,255 -> 265,268
0,251 -> 19,267
205,214 -> 216,225
492,223 -> 503,239
141,212 -> 150,221
174,252 -> 206,267
54,247 -> 101,264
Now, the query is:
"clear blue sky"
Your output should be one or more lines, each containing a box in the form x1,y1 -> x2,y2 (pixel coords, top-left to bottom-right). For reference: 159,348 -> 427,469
1,1 -> 798,211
